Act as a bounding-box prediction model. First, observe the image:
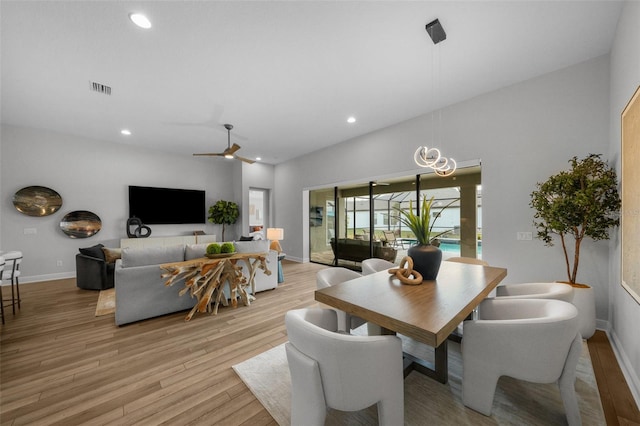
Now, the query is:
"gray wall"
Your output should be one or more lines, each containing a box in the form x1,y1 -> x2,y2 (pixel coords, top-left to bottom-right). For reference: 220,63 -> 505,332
276,54 -> 610,313
0,125 -> 237,281
609,0 -> 640,403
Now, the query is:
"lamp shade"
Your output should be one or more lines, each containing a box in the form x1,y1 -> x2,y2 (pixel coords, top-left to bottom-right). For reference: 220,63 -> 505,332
266,228 -> 284,241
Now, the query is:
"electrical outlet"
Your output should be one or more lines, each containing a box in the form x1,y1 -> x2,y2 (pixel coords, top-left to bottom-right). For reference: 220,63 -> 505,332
56,260 -> 63,267
517,232 -> 533,241
24,227 -> 37,235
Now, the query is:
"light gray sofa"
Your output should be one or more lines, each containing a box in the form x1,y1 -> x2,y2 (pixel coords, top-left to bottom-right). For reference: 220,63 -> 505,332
114,240 -> 277,326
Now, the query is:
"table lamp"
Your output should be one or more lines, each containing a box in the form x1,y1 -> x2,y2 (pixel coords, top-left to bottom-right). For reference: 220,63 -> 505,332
266,228 -> 284,253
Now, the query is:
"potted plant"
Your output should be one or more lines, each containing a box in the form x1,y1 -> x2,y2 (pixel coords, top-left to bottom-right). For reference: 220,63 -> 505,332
394,195 -> 458,280
530,153 -> 621,338
208,200 -> 239,242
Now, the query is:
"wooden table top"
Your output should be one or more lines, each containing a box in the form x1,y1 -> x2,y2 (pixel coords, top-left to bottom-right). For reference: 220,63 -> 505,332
315,261 -> 507,347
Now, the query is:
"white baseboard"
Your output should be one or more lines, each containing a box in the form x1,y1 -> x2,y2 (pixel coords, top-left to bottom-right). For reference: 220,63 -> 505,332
596,318 -> 609,332
608,328 -> 640,408
20,272 -> 76,284
285,255 -> 305,263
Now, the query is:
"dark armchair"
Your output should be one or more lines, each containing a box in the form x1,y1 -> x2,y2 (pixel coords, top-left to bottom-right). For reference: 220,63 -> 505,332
76,244 -> 115,290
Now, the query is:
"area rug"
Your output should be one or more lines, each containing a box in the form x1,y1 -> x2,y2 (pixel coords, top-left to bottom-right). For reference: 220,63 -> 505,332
233,337 -> 605,425
95,288 -> 115,316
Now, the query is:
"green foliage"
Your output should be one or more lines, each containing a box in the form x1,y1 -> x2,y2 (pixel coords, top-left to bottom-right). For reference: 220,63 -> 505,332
220,242 -> 235,253
394,195 -> 457,245
208,200 -> 239,241
530,154 -> 621,284
206,243 -> 221,255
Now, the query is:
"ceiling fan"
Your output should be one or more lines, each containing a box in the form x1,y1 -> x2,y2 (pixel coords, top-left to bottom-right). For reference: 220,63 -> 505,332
193,124 -> 255,164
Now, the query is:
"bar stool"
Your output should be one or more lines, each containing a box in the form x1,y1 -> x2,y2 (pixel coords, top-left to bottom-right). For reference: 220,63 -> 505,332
0,256 -> 5,324
0,251 -> 22,316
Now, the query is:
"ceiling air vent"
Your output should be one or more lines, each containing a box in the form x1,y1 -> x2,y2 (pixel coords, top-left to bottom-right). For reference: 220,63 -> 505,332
89,81 -> 112,95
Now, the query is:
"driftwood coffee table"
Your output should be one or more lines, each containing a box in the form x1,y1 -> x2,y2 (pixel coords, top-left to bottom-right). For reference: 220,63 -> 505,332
160,252 -> 270,321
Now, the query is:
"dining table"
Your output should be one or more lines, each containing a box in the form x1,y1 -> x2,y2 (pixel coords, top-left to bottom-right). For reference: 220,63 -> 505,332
314,261 -> 507,383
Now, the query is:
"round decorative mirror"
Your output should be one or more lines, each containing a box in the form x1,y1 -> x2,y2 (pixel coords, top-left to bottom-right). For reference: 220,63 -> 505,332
60,210 -> 102,238
13,186 -> 63,217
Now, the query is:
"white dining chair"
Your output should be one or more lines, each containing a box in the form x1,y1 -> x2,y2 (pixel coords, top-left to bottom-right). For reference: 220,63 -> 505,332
445,256 -> 489,266
285,308 -> 404,426
462,298 -> 582,426
494,282 -> 574,303
361,258 -> 395,275
316,267 -> 366,332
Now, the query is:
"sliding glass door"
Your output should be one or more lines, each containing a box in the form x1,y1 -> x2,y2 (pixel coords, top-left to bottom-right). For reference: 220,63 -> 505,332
309,166 -> 482,269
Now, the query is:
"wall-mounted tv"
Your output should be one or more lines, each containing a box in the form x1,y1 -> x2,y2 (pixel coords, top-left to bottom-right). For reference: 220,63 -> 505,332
129,185 -> 206,225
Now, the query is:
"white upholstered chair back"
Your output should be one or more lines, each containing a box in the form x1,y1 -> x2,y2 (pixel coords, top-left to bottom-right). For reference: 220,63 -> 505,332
361,258 -> 395,275
316,267 -> 361,289
462,298 -> 582,425
445,256 -> 489,266
285,308 -> 404,426
495,282 -> 574,303
316,267 -> 365,332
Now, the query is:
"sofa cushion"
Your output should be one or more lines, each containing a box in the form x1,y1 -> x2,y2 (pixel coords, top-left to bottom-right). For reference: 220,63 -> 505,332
185,243 -> 209,260
121,244 -> 185,268
234,240 -> 269,254
79,243 -> 105,260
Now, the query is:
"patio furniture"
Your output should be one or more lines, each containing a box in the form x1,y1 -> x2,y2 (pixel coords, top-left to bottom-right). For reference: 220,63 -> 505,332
329,238 -> 397,264
382,230 -> 405,249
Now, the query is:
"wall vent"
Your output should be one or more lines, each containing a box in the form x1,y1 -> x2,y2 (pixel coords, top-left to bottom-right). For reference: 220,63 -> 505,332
89,81 -> 112,95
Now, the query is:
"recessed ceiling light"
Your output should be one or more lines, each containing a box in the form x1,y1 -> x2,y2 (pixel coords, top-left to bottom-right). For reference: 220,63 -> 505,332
121,129 -> 132,136
129,13 -> 152,29
347,117 -> 356,124
256,157 -> 262,161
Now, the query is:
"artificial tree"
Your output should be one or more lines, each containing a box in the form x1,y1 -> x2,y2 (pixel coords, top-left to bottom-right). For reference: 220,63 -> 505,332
208,200 -> 239,242
530,153 -> 621,285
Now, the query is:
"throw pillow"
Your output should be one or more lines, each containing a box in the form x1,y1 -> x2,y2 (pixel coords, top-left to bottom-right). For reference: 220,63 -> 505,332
239,235 -> 254,241
79,243 -> 105,260
234,240 -> 269,253
121,245 -> 185,268
102,247 -> 122,264
185,243 -> 209,260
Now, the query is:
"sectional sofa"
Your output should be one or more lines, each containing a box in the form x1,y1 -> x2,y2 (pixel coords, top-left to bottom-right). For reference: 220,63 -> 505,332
114,238 -> 277,326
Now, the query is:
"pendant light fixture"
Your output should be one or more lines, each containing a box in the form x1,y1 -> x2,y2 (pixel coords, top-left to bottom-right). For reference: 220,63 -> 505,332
414,18 -> 456,177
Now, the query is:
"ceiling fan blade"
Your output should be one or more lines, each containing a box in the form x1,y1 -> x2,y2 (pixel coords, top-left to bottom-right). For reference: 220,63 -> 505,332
224,143 -> 241,155
193,123 -> 254,162
235,155 -> 256,164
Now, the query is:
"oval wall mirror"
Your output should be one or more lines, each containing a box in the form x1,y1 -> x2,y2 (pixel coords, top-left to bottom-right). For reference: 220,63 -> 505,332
59,210 -> 102,238
13,186 -> 63,217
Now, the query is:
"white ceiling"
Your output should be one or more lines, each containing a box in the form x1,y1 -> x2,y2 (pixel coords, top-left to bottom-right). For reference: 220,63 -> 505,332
1,1 -> 623,165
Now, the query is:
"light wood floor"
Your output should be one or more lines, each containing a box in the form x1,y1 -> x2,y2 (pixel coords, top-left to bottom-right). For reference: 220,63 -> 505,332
1,260 -> 639,425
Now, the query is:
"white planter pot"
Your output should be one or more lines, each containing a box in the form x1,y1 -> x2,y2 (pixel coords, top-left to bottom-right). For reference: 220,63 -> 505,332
571,285 -> 596,339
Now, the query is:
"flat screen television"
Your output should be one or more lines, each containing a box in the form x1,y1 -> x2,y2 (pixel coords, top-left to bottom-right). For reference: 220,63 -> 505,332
128,185 -> 206,225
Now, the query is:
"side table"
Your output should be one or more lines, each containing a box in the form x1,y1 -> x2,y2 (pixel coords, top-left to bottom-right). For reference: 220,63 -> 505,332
277,253 -> 286,283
